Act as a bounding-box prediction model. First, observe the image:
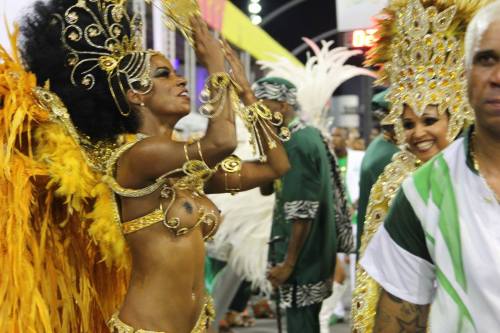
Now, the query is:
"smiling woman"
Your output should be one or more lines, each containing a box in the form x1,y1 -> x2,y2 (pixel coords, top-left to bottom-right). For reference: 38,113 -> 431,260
401,105 -> 450,163
351,1 -> 490,332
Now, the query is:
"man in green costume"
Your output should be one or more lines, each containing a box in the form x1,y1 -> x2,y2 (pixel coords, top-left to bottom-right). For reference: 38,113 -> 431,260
254,77 -> 352,333
356,90 -> 399,254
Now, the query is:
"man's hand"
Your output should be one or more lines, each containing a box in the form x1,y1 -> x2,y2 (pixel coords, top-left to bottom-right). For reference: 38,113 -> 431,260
267,262 -> 294,288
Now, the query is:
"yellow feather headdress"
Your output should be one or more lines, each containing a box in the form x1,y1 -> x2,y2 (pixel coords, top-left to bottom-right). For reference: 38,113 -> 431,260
366,0 -> 491,144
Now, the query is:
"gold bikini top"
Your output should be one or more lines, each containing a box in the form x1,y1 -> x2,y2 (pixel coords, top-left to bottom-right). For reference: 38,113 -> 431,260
104,139 -> 219,239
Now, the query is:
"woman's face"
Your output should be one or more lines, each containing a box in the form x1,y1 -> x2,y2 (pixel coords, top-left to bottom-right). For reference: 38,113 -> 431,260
141,54 -> 190,116
402,104 -> 450,162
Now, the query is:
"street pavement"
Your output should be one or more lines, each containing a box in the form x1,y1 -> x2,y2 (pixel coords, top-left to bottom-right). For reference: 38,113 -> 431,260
233,318 -> 350,333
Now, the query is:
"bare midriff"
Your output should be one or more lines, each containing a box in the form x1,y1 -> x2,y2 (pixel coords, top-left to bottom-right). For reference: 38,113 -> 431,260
117,189 -> 220,332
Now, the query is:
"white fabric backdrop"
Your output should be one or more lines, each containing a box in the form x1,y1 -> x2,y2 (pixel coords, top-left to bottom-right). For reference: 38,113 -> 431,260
336,0 -> 388,31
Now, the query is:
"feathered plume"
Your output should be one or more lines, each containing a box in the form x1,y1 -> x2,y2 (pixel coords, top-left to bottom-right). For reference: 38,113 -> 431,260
258,38 -> 375,132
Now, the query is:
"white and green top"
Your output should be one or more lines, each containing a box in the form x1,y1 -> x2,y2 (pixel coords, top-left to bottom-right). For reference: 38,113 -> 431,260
361,130 -> 500,333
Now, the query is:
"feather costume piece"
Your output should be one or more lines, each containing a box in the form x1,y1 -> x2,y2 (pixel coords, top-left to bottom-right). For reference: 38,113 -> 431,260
1,27 -> 130,333
258,39 -> 375,133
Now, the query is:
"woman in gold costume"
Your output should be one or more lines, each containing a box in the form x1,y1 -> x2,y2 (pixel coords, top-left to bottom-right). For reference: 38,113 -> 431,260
351,0 -> 489,332
0,0 -> 290,332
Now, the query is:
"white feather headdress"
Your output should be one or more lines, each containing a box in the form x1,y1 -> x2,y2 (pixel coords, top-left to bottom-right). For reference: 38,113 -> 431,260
258,38 -> 376,132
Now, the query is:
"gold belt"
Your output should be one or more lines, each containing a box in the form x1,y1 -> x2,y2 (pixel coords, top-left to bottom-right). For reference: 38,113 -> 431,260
108,296 -> 215,333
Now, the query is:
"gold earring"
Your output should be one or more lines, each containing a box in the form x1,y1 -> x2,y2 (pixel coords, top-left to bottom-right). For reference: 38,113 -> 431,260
140,102 -> 145,107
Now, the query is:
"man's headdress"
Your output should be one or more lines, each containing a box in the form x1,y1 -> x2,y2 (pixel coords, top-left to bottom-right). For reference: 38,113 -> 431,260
252,77 -> 298,107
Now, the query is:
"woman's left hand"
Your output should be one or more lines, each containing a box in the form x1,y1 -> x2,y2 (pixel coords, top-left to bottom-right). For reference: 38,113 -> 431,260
221,40 -> 256,105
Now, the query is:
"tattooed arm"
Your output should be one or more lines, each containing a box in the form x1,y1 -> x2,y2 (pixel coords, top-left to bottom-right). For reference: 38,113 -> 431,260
373,289 -> 430,333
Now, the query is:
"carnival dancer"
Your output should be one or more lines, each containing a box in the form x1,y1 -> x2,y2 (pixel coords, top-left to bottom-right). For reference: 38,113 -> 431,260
352,1 -> 487,331
1,0 -> 292,332
357,0 -> 500,332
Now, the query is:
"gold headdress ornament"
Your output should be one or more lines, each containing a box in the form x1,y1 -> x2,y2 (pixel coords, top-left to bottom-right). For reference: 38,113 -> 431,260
55,0 -> 154,116
367,0 -> 490,144
145,0 -> 201,46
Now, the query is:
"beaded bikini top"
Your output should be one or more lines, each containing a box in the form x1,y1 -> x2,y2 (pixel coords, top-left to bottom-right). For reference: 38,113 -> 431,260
104,138 -> 219,239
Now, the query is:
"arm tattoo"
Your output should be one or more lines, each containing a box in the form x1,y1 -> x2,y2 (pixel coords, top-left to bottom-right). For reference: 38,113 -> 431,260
373,289 -> 430,333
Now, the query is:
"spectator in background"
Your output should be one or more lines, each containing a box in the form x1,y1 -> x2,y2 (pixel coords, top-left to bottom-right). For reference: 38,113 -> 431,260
256,77 -> 352,333
356,90 -> 399,256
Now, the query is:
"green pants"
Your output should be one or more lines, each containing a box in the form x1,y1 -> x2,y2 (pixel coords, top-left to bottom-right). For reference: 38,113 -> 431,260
286,302 -> 322,333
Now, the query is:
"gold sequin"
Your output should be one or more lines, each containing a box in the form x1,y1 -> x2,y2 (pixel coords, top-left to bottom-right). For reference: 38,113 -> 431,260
352,150 -> 419,333
107,295 -> 215,333
368,0 -> 481,145
122,209 -> 164,234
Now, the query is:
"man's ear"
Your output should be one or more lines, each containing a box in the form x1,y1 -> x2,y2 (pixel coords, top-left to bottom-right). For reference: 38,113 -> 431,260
126,89 -> 143,106
281,101 -> 293,114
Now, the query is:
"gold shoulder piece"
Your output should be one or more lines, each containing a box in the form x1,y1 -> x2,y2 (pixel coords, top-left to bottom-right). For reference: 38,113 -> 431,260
352,150 -> 419,333
33,87 -> 119,173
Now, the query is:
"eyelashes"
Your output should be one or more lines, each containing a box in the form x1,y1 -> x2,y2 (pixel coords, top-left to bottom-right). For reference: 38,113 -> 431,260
153,68 -> 171,78
403,117 -> 439,129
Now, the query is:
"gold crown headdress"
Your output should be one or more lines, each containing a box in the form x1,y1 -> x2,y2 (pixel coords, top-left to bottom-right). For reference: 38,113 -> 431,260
367,0 -> 490,144
55,0 -> 154,116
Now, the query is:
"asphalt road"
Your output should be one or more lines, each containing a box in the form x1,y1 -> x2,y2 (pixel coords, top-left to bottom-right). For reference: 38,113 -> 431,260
233,318 -> 350,333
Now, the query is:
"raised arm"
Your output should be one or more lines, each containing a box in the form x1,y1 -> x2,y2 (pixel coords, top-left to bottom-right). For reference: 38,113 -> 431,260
186,16 -> 237,167
374,289 -> 430,333
123,16 -> 238,184
205,41 -> 290,194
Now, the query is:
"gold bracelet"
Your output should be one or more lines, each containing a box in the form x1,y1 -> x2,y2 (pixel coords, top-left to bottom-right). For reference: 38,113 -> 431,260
224,171 -> 241,195
219,155 -> 243,194
183,142 -> 191,162
199,72 -> 238,118
196,140 -> 206,164
237,100 -> 290,161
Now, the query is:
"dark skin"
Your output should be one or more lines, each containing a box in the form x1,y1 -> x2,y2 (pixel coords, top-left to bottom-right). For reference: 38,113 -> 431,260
373,290 -> 429,333
116,16 -> 290,333
467,21 -> 500,200
331,127 -> 348,158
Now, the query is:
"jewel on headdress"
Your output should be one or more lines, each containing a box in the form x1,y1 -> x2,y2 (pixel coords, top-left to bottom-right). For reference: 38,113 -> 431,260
57,0 -> 153,117
369,0 -> 481,144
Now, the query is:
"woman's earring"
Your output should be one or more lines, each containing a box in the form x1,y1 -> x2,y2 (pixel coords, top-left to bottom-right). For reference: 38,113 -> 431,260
140,102 -> 145,107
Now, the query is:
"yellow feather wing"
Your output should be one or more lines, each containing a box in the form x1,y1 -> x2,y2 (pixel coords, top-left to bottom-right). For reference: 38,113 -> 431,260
1,26 -> 129,333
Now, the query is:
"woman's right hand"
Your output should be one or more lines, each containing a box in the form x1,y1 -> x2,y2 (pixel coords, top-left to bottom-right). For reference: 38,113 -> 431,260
191,15 -> 225,73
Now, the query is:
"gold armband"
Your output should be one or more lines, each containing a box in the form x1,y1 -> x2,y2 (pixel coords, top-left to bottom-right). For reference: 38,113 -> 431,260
238,101 -> 291,162
218,155 -> 242,194
183,139 -> 208,165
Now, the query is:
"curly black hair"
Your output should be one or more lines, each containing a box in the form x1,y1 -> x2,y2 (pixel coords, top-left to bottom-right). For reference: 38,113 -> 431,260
20,0 -> 140,141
